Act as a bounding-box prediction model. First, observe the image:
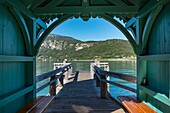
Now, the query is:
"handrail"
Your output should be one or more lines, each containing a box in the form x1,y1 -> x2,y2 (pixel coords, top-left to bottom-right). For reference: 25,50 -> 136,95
93,65 -> 136,83
92,64 -> 136,98
36,63 -> 72,96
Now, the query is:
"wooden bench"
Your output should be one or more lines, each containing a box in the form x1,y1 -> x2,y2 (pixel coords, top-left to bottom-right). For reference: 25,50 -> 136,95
118,96 -> 156,113
17,96 -> 55,113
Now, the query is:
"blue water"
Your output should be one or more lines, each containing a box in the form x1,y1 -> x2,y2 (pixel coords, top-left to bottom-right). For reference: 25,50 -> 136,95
36,60 -> 137,96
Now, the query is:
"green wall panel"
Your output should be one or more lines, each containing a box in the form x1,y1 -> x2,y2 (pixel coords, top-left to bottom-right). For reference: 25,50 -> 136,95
0,4 -> 2,55
0,4 -> 34,113
144,2 -> 170,112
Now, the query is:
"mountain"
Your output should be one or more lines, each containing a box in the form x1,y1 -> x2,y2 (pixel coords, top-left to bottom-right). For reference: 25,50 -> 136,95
37,34 -> 135,61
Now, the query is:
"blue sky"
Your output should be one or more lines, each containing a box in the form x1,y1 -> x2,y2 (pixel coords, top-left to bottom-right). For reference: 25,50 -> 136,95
49,17 -> 126,41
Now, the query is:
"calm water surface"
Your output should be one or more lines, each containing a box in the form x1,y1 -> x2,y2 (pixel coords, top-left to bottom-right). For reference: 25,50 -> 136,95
36,61 -> 136,96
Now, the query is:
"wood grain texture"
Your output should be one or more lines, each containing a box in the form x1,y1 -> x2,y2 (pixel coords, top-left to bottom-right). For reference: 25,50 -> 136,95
17,96 -> 55,113
44,72 -> 126,113
29,96 -> 55,113
118,96 -> 156,113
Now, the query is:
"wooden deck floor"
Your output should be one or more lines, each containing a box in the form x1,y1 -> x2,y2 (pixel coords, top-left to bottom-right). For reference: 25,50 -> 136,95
44,72 -> 126,113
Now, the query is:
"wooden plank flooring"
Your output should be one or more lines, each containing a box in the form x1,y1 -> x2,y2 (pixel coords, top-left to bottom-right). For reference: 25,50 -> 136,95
44,72 -> 126,113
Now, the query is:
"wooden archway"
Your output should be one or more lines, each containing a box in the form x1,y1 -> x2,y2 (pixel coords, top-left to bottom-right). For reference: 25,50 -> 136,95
1,0 -> 170,112
34,14 -> 138,55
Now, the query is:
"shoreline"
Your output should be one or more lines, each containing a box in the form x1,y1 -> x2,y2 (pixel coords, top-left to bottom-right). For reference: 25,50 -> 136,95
37,58 -> 136,62
71,58 -> 136,62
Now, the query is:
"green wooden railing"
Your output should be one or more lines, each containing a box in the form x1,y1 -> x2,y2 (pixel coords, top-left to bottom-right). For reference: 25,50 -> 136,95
92,64 -> 136,98
36,63 -> 72,96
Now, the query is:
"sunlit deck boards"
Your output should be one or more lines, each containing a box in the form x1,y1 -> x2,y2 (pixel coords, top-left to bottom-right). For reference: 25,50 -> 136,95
44,72 -> 126,113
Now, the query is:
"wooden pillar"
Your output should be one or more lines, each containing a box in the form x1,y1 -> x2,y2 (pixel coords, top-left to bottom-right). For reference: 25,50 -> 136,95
136,18 -> 147,100
27,19 -> 37,98
49,75 -> 56,96
100,75 -> 107,99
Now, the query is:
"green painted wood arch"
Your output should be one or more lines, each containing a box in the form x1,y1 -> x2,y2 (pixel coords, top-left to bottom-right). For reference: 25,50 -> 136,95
9,7 -> 32,55
100,14 -> 138,54
34,14 -> 138,55
141,5 -> 163,53
36,28 -> 45,39
128,27 -> 136,38
34,14 -> 73,55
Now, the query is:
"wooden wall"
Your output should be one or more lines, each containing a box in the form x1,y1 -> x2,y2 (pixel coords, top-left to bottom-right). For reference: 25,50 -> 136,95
138,2 -> 170,112
0,4 -> 35,113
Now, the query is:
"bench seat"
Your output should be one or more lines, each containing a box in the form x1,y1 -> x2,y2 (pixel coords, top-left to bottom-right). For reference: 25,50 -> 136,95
17,96 -> 55,113
118,96 -> 156,113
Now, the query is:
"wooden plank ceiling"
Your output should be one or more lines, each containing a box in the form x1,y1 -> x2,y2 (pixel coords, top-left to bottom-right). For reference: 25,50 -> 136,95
20,0 -> 149,22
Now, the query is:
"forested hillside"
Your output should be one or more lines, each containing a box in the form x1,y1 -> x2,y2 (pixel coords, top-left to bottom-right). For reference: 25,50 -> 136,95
38,34 -> 135,61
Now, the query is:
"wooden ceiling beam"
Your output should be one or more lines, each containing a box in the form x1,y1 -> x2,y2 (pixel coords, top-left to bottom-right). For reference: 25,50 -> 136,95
33,6 -> 138,15
45,0 -> 65,7
128,0 -> 140,6
108,0 -> 127,6
137,0 -> 161,18
5,0 -> 35,20
30,0 -> 47,10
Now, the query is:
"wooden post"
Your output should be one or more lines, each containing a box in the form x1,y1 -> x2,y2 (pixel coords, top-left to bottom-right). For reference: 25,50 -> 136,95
90,63 -> 94,78
100,75 -> 107,99
63,59 -> 68,80
58,75 -> 64,87
95,59 -> 100,67
50,75 -> 56,96
95,73 -> 100,87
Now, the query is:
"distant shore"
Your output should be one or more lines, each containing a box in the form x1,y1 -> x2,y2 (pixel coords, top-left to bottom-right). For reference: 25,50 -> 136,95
37,57 -> 136,62
72,58 -> 136,62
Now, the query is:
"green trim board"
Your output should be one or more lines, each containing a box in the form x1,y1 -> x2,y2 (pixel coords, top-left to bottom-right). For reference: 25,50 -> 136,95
27,19 -> 37,48
0,55 -> 34,62
33,6 -> 138,15
138,54 -> 170,61
139,85 -> 170,108
125,17 -> 137,29
33,58 -> 36,98
0,86 -> 33,108
36,18 -> 47,29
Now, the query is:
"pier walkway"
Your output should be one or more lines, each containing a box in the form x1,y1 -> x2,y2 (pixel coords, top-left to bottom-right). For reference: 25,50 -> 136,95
44,72 -> 126,113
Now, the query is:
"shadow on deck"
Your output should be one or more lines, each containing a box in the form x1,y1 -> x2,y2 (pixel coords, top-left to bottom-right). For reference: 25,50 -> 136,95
44,72 -> 126,113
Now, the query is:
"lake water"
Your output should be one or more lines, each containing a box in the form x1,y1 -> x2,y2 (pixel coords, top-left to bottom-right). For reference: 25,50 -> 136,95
36,60 -> 137,97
